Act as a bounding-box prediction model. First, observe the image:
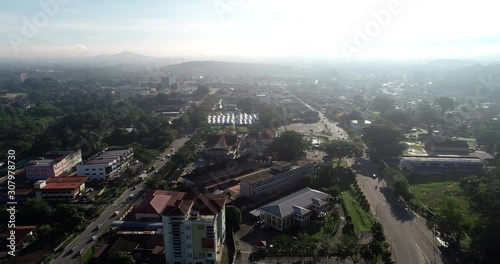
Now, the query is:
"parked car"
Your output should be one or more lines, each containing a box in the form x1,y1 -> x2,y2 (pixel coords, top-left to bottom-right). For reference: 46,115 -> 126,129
372,174 -> 377,179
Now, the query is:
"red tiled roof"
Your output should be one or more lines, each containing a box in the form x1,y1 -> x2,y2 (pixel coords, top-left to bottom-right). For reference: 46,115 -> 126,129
40,176 -> 88,190
136,190 -> 226,217
0,226 -> 36,244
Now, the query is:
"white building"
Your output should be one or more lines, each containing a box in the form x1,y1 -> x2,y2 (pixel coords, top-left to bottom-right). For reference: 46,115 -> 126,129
76,148 -> 133,180
151,191 -> 226,264
259,188 -> 333,231
239,161 -> 315,201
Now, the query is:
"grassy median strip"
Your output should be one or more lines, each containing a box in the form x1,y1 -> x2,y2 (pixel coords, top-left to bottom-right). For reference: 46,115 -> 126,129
341,190 -> 375,234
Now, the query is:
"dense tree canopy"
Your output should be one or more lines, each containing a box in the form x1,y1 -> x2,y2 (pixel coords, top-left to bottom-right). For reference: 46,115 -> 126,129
416,104 -> 443,135
322,140 -> 363,168
272,130 -> 308,161
435,96 -> 455,116
371,96 -> 395,115
225,205 -> 242,231
105,251 -> 136,264
362,124 -> 406,159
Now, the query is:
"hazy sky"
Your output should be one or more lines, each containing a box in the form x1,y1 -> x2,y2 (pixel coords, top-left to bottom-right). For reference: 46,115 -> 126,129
1,0 -> 499,60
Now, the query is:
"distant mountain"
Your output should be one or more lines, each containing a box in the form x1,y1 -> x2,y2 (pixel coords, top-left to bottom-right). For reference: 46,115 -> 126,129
427,59 -> 478,70
84,51 -> 185,66
161,61 -> 295,76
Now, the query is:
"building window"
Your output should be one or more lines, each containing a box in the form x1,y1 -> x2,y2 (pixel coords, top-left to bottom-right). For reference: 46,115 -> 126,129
187,244 -> 192,249
186,225 -> 191,230
198,225 -> 205,230
186,235 -> 191,239
207,253 -> 212,257
187,253 -> 192,258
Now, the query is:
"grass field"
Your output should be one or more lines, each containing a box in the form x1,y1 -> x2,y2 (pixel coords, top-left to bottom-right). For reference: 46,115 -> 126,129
410,181 -> 475,222
342,190 -> 375,234
0,93 -> 27,99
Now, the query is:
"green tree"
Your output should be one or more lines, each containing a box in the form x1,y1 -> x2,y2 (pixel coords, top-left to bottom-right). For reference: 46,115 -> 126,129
435,96 -> 455,116
322,140 -> 363,169
225,205 -> 242,231
105,251 -> 136,264
371,221 -> 385,242
20,198 -> 53,225
272,130 -> 308,161
433,198 -> 468,247
360,244 -> 374,264
372,96 -> 395,115
416,104 -> 443,135
362,124 -> 406,159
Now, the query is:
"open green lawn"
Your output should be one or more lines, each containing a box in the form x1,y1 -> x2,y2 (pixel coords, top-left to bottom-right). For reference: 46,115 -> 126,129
0,92 -> 27,99
410,181 -> 476,222
236,126 -> 249,133
332,159 -> 348,169
342,190 -> 375,234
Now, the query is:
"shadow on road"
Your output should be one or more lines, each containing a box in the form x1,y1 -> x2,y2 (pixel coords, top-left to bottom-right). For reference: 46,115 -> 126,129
379,186 -> 416,223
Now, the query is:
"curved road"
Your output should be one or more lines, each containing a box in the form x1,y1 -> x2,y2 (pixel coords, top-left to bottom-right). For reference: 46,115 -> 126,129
355,159 -> 448,264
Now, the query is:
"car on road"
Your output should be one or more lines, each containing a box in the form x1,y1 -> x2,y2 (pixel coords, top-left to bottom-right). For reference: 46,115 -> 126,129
167,154 -> 171,157
161,157 -> 165,161
141,170 -> 147,174
92,235 -> 98,241
372,174 -> 377,179
171,148 -> 175,152
69,246 -> 77,253
133,186 -> 137,190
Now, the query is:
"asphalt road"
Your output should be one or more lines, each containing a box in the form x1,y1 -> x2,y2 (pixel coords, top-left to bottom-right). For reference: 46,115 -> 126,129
355,159 -> 448,264
52,182 -> 144,264
52,137 -> 190,264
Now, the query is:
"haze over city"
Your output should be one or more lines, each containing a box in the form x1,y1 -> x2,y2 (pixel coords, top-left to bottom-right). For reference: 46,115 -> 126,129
1,1 -> 500,264
1,0 -> 500,61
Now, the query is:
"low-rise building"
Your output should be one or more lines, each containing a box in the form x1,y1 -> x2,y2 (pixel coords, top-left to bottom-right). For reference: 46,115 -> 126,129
426,139 -> 470,155
34,176 -> 88,201
259,188 -> 332,231
25,150 -> 82,181
400,156 -> 484,175
76,148 -> 133,180
202,134 -> 241,164
239,161 -> 316,201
